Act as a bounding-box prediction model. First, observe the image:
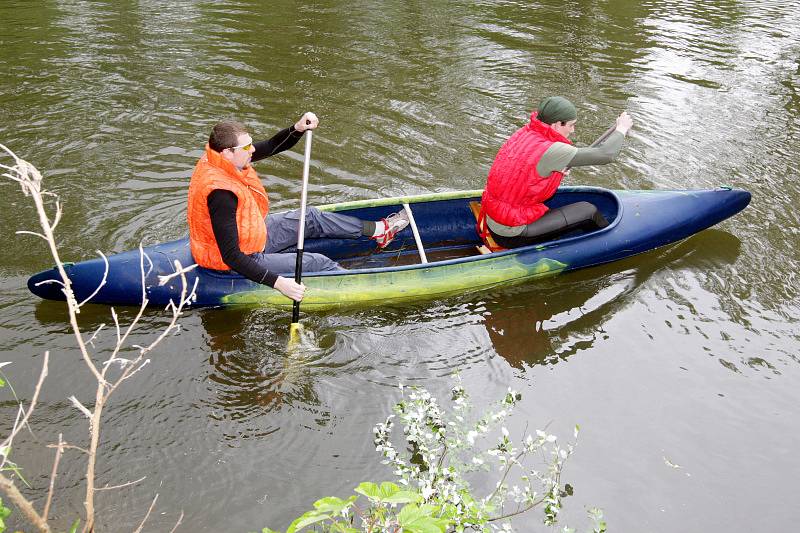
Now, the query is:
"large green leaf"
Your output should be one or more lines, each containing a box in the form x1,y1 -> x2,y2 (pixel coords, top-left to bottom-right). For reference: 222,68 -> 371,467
286,510 -> 330,533
354,482 -> 422,504
313,495 -> 357,514
397,504 -> 448,533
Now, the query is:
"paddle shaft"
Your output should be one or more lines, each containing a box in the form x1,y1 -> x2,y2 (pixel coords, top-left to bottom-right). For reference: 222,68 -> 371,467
291,129 -> 313,324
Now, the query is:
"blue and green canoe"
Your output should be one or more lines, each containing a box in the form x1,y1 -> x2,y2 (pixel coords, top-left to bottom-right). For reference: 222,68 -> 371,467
27,186 -> 751,309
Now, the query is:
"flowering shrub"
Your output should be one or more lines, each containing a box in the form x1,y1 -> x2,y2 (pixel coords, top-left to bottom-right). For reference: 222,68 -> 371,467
264,376 -> 605,532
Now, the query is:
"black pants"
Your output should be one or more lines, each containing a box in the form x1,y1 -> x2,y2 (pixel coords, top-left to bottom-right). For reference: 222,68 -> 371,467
490,201 -> 609,249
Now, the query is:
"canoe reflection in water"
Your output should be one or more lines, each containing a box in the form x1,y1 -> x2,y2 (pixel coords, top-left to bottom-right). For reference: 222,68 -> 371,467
480,229 -> 743,368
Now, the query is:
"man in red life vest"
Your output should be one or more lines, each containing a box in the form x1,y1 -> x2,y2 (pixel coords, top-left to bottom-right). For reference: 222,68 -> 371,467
481,96 -> 633,248
188,113 -> 409,302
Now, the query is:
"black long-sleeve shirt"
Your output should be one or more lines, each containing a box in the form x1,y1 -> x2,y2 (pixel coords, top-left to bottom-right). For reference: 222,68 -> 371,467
207,125 -> 304,287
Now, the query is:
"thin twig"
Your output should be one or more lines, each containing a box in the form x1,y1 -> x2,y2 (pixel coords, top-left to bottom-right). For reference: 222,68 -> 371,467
68,395 -> 93,420
132,493 -> 159,533
47,443 -> 90,455
105,258 -> 191,398
43,433 -> 65,522
15,230 -> 48,240
0,352 -> 49,455
168,510 -> 185,533
77,251 -> 109,308
487,499 -> 542,522
34,278 -> 65,288
94,476 -> 146,491
157,262 -> 197,285
85,323 -> 107,348
51,197 -> 62,231
101,248 -> 151,379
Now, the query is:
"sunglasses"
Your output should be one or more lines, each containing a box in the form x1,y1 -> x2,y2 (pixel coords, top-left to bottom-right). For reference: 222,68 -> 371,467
229,139 -> 254,152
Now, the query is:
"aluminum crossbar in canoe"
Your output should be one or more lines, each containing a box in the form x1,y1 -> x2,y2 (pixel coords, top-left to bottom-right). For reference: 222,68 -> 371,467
27,186 -> 751,309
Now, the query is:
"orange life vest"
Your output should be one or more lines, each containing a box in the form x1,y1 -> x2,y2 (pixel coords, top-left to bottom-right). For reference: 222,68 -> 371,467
187,145 -> 270,270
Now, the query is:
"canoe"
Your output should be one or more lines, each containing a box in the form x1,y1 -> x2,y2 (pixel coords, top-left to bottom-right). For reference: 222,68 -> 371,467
27,186 -> 751,310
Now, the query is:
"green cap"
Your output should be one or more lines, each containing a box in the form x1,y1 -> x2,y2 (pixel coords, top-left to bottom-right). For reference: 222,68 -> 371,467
537,96 -> 577,125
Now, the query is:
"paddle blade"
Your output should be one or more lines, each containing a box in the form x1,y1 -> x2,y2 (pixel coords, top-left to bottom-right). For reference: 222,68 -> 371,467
288,321 -> 304,346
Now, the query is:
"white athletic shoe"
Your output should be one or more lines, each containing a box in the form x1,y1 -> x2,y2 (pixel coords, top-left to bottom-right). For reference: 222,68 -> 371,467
371,210 -> 410,249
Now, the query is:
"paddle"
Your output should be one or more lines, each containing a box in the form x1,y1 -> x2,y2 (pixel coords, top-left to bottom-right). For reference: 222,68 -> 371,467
289,128 -> 313,343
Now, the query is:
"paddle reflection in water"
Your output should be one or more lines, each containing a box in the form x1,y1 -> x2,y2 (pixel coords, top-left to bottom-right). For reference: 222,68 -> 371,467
480,229 -> 743,368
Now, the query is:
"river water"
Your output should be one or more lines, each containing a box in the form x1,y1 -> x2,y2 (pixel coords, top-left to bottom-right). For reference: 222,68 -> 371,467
1,1 -> 799,531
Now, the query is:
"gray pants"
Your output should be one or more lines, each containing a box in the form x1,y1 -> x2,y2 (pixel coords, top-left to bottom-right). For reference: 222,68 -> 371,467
250,207 -> 363,275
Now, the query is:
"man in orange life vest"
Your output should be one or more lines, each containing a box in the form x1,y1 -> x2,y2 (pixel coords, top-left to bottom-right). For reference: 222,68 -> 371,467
481,96 -> 634,248
188,112 -> 409,302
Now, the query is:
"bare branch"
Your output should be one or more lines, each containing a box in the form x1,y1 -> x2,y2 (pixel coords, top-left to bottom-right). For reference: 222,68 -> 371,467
102,357 -> 132,371
50,197 -> 62,231
168,510 -> 185,533
132,492 -> 158,533
15,230 -> 48,240
111,307 -> 121,348
106,359 -> 150,394
1,146 -> 107,384
68,396 -> 93,420
1,352 -> 49,455
47,442 -> 89,455
3,145 -> 194,533
94,476 -> 146,492
1,407 -> 25,471
0,472 -> 51,533
77,250 -> 109,308
85,323 -> 107,347
157,262 -> 197,286
43,434 -> 65,522
34,278 -> 65,288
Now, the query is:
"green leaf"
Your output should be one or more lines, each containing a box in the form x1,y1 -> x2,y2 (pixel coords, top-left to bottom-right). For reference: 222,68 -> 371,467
397,504 -> 448,533
286,510 -> 330,533
383,490 -> 422,505
0,376 -> 6,387
261,528 -> 282,533
353,481 -> 422,505
312,496 -> 356,514
353,481 -> 382,501
354,481 -> 381,500
68,517 -> 81,533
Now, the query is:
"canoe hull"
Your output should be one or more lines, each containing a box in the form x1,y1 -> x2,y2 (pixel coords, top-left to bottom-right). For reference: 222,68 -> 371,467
27,187 -> 751,309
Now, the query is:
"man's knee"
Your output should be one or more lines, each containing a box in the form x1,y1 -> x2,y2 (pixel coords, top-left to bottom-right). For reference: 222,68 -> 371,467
304,253 -> 343,272
565,201 -> 607,228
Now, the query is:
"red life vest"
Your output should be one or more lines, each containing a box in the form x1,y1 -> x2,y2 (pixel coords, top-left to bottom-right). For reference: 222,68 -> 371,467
187,145 -> 270,270
481,112 -> 572,226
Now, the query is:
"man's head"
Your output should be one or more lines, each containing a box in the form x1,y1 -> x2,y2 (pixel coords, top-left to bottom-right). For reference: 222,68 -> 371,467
537,96 -> 577,138
209,120 -> 255,170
